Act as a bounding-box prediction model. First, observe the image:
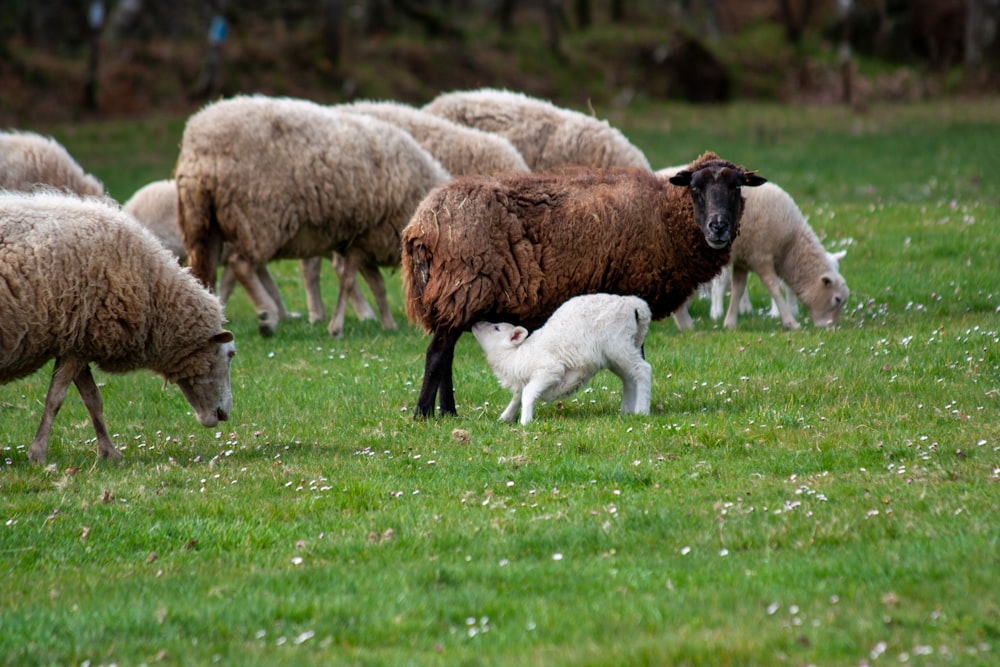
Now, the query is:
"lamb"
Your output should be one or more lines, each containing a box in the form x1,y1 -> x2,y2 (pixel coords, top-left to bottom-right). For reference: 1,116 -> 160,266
175,94 -> 450,337
402,151 -> 766,418
122,178 -> 295,323
707,248 -> 847,321
472,293 -> 652,425
0,130 -> 104,196
0,191 -> 236,463
659,168 -> 849,330
304,99 -> 532,327
422,87 -> 651,171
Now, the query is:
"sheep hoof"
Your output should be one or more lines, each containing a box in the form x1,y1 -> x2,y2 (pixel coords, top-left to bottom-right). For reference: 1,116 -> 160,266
257,312 -> 276,337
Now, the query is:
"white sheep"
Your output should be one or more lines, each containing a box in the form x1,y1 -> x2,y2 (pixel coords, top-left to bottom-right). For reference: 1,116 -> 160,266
0,191 -> 236,463
659,169 -> 849,330
422,87 -> 650,171
472,293 -> 652,424
175,95 -> 450,337
707,248 -> 847,321
122,178 -> 300,323
0,130 -> 104,196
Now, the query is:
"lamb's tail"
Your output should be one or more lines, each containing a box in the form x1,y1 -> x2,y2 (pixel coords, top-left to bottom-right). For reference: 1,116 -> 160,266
632,298 -> 652,351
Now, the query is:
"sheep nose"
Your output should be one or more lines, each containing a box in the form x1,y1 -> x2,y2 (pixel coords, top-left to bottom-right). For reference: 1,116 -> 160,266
708,214 -> 730,235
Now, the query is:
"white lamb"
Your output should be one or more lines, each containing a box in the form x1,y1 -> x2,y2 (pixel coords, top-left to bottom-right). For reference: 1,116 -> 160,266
471,293 -> 653,425
659,168 -> 850,330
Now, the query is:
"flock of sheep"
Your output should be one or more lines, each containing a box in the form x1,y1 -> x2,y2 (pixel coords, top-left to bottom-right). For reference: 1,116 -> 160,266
0,87 -> 849,461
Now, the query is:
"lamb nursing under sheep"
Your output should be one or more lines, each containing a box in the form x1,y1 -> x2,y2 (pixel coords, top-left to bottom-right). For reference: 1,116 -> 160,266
660,169 -> 850,330
0,130 -> 104,196
0,191 -> 236,463
422,87 -> 651,171
473,293 -> 652,425
402,151 -> 766,418
175,94 -> 450,337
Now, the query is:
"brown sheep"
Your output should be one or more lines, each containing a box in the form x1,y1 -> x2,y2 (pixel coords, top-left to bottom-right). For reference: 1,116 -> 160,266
402,151 -> 766,418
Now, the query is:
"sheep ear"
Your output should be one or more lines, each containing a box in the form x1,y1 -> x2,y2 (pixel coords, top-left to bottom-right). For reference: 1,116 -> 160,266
742,171 -> 767,187
830,249 -> 847,261
213,331 -> 234,344
668,170 -> 692,186
510,327 -> 529,346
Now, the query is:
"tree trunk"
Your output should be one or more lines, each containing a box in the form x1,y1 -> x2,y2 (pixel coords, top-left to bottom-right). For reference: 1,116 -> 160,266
966,0 -> 986,66
574,0 -> 591,29
321,0 -> 342,66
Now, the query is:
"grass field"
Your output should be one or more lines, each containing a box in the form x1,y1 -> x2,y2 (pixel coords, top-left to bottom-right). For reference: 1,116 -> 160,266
1,99 -> 998,666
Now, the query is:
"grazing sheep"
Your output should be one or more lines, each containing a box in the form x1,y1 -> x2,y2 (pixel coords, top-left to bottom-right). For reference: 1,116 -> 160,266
122,178 -> 295,322
707,248 -> 847,321
402,151 -> 766,418
0,130 -> 104,196
0,191 -> 236,463
660,168 -> 849,330
175,95 -> 450,337
422,87 -> 651,171
472,293 -> 652,425
305,99 -> 532,327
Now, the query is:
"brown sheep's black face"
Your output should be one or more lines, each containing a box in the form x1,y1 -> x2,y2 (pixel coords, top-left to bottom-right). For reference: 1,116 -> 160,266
670,162 -> 767,249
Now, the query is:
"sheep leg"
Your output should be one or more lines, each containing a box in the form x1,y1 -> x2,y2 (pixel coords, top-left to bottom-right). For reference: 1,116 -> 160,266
218,263 -> 235,305
724,267 -> 751,329
229,255 -> 281,337
518,376 -> 557,425
358,263 -> 397,331
73,364 -> 122,460
327,252 -> 366,337
671,295 -> 695,331
27,357 -> 87,463
498,390 -> 521,423
709,268 -> 729,320
415,326 -> 461,418
768,282 -> 798,318
756,266 -> 801,330
331,253 -> 378,322
610,352 -> 652,415
301,257 -> 327,324
257,266 -> 289,320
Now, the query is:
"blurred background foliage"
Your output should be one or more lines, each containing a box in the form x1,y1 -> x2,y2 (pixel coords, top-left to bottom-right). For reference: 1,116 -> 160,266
1,0 -> 998,124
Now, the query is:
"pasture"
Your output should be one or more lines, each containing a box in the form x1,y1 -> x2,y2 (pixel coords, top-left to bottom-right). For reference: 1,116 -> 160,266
1,99 -> 998,666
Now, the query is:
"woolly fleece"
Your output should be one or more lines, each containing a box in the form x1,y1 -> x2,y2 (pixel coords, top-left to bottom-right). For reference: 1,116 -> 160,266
0,130 -> 104,196
423,88 -> 650,171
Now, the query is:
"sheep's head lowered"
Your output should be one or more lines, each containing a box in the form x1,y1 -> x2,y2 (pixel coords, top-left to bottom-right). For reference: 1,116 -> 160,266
171,331 -> 237,427
669,156 -> 767,249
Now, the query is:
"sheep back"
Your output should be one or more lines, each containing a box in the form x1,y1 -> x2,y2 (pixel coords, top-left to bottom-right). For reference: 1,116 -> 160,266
422,88 -> 650,171
0,191 -> 226,383
341,100 -> 530,176
175,95 -> 450,285
123,179 -> 184,261
0,130 -> 104,196
403,165 -> 726,333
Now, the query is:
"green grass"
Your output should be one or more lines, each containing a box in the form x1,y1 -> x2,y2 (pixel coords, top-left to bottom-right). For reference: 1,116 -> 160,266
2,99 -> 999,666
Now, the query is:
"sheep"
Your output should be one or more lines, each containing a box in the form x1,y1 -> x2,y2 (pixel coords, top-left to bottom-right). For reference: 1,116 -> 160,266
0,191 -> 236,463
707,248 -> 847,321
304,99 -> 532,328
122,178 -> 298,323
422,87 -> 651,171
659,168 -> 849,330
472,293 -> 652,425
402,151 -> 766,418
0,130 -> 104,196
175,95 -> 450,337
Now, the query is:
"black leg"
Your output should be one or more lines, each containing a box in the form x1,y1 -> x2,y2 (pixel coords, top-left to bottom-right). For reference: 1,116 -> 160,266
415,326 -> 461,419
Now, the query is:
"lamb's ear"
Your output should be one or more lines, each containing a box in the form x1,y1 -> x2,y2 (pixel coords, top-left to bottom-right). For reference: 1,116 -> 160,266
510,327 -> 529,346
213,331 -> 235,344
742,171 -> 767,187
668,170 -> 692,187
830,249 -> 848,261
